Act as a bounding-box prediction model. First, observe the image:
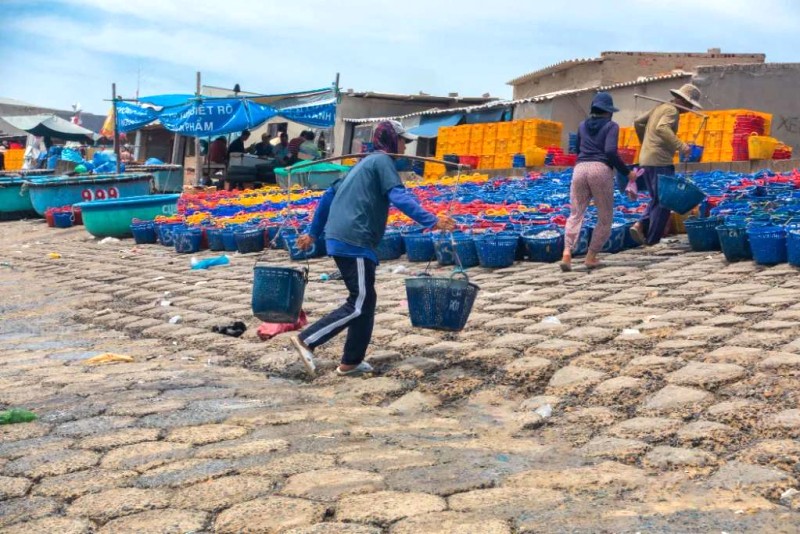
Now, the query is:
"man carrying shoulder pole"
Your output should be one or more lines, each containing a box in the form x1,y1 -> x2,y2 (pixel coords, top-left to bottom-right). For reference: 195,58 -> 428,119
629,83 -> 703,246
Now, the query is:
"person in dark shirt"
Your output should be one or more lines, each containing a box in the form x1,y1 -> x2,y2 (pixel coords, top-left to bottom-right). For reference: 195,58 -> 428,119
561,92 -> 637,272
289,120 -> 456,377
249,133 -> 274,158
227,130 -> 250,156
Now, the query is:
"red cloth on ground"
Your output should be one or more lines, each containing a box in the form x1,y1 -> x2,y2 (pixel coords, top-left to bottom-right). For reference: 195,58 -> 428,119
257,311 -> 308,340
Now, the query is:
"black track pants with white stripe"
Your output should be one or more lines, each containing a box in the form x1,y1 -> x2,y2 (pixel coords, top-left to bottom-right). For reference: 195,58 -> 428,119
300,256 -> 377,365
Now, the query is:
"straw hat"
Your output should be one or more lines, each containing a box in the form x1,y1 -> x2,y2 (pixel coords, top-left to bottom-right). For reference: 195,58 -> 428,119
670,84 -> 703,109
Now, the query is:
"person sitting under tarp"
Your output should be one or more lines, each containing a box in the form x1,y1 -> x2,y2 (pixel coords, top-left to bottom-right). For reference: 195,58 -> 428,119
228,130 -> 250,156
249,133 -> 274,158
288,131 -> 321,165
208,136 -> 228,165
273,132 -> 290,166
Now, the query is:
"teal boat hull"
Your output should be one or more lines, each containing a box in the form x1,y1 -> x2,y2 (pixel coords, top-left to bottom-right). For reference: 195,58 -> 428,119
26,173 -> 153,216
0,178 -> 37,220
75,194 -> 180,238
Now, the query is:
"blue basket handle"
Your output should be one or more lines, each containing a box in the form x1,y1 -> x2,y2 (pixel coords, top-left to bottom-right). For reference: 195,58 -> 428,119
450,269 -> 470,284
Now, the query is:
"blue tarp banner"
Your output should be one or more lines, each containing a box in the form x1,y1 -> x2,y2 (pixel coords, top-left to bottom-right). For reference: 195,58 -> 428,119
278,98 -> 337,128
114,93 -> 337,136
115,102 -> 159,133
157,99 -> 277,136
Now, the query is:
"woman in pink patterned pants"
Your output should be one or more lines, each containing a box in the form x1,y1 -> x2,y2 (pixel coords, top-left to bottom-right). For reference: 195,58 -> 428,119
561,92 -> 637,271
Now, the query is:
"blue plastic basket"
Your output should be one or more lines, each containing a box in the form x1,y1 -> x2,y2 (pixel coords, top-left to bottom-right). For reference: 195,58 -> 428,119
376,231 -> 404,261
157,222 -> 182,247
53,211 -> 73,228
474,232 -> 519,268
235,227 -> 265,254
572,224 -> 593,256
747,225 -> 786,265
685,217 -> 722,252
716,225 -> 751,262
522,226 -> 564,263
130,221 -> 157,244
221,227 -> 239,251
433,233 -> 480,268
252,265 -> 307,323
405,272 -> 479,332
206,227 -> 226,251
284,234 -> 320,261
658,175 -> 706,215
403,233 -> 435,262
173,227 -> 203,254
601,221 -> 628,254
787,228 -> 800,267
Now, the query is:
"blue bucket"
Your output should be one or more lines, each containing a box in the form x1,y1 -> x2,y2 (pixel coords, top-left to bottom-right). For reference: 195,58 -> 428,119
376,231 -> 404,261
206,227 -> 226,251
131,221 -> 157,244
658,175 -> 706,215
747,225 -> 786,265
522,226 -> 564,263
174,227 -> 203,254
252,265 -> 308,323
787,227 -> 800,267
474,232 -> 518,268
235,227 -> 265,254
54,211 -> 74,228
679,144 -> 704,163
685,217 -> 722,251
716,225 -> 751,262
405,272 -> 479,332
404,233 -> 435,262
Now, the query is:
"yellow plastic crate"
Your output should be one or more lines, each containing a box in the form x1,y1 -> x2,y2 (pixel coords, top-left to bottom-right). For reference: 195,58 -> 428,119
469,127 -> 483,146
479,155 -> 494,169
703,130 -> 724,150
495,154 -> 512,169
496,122 -> 512,140
510,121 -> 524,138
482,139 -> 496,154
748,136 -> 779,160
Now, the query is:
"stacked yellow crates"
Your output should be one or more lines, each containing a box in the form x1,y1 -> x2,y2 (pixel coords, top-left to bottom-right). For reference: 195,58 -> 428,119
673,109 -> 773,163
3,149 -> 25,171
423,118 -> 564,176
617,126 -> 641,163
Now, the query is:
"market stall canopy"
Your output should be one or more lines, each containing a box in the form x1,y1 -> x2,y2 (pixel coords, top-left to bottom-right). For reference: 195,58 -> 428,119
408,113 -> 463,138
119,86 -> 338,136
0,114 -> 95,142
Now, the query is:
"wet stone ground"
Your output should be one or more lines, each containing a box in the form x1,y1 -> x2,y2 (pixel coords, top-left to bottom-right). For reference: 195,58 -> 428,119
2,218 -> 800,533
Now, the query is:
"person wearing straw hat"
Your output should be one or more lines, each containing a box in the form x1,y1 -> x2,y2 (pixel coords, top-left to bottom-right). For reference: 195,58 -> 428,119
561,92 -> 638,272
290,120 -> 456,377
629,83 -> 702,246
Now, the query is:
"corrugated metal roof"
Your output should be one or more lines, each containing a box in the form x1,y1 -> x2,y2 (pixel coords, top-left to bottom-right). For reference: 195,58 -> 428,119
344,91 -> 495,105
507,57 -> 603,86
344,71 -> 693,124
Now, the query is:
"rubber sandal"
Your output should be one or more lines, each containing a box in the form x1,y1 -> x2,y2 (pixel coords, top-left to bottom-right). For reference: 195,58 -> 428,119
559,261 -> 572,272
336,361 -> 374,377
629,226 -> 646,245
290,336 -> 316,376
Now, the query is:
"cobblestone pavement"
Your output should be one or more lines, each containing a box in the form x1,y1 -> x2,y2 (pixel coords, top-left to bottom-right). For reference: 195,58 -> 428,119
2,219 -> 800,533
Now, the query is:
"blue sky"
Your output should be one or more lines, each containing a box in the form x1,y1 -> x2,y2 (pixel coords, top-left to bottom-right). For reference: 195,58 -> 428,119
1,0 -> 799,114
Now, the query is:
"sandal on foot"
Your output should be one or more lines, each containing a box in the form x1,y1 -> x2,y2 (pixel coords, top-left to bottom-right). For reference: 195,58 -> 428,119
585,262 -> 604,271
336,361 -> 374,377
559,261 -> 572,272
290,336 -> 316,376
629,226 -> 646,245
